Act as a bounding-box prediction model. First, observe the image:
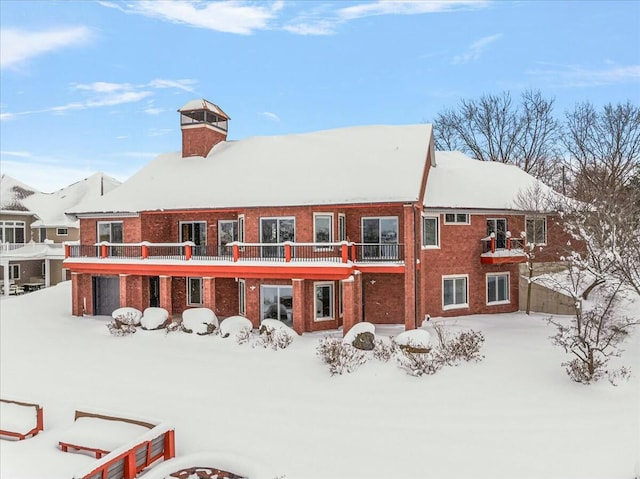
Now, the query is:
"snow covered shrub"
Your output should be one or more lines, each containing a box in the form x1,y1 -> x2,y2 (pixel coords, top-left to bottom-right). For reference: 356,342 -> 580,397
317,337 -> 366,375
107,308 -> 140,336
165,318 -> 182,335
106,318 -> 136,336
432,323 -> 485,364
548,284 -> 638,384
220,315 -> 253,339
343,322 -> 376,350
111,307 -> 142,326
236,328 -> 252,345
255,321 -> 295,350
140,307 -> 169,330
372,337 -> 396,362
396,348 -> 442,376
182,307 -> 219,335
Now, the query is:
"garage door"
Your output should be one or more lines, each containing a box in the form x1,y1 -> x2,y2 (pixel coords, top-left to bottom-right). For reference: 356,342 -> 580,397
93,276 -> 120,316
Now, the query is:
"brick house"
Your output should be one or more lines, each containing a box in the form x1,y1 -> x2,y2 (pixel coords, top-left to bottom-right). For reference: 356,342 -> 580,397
0,174 -> 120,295
65,99 -> 570,334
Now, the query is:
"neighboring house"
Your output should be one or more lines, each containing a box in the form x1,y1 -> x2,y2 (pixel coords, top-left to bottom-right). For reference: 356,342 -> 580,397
0,174 -> 121,296
65,99 -> 571,334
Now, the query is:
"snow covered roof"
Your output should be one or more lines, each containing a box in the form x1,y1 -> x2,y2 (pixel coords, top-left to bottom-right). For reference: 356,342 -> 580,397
423,151 -> 559,211
70,124 -> 433,214
0,173 -> 121,227
178,99 -> 230,119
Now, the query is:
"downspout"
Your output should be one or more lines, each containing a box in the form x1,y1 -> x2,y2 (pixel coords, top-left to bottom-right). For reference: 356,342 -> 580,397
414,204 -> 420,329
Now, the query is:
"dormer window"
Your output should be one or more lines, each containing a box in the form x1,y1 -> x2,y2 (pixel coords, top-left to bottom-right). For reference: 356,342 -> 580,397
180,110 -> 228,131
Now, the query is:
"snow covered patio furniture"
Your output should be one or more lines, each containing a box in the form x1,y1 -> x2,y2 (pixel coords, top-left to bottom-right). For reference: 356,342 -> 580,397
58,409 -> 175,479
0,398 -> 44,440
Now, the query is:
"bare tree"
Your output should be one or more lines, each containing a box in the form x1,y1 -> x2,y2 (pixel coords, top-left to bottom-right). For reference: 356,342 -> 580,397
563,101 -> 640,201
433,90 -> 560,180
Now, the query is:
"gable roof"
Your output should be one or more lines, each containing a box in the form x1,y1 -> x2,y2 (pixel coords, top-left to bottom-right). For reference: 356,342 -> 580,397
0,173 -> 121,227
424,151 -> 558,211
70,124 -> 433,215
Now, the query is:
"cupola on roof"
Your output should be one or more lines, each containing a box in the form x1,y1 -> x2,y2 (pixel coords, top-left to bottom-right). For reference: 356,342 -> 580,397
178,99 -> 230,119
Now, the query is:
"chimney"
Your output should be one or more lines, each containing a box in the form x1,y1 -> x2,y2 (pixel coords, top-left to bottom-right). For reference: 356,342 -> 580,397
178,99 -> 230,158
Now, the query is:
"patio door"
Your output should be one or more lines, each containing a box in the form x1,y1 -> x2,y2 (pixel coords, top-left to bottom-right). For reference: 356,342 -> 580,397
261,285 -> 293,326
149,276 -> 160,307
180,221 -> 206,256
487,219 -> 507,249
362,217 -> 398,259
93,276 -> 120,316
260,217 -> 295,258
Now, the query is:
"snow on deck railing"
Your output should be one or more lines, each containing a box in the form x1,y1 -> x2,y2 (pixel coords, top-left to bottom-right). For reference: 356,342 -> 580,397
66,241 -> 406,264
480,235 -> 525,255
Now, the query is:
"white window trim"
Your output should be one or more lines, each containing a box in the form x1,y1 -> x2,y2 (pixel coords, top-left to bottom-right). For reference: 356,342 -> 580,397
338,213 -> 346,242
238,279 -> 246,316
361,216 -> 399,242
56,227 -> 68,236
442,274 -> 469,311
187,277 -> 203,306
421,215 -> 440,249
444,213 -> 470,225
314,281 -> 334,322
525,216 -> 547,245
313,213 -> 334,250
259,216 -> 296,243
486,272 -> 510,306
218,219 -> 237,246
97,221 -> 123,243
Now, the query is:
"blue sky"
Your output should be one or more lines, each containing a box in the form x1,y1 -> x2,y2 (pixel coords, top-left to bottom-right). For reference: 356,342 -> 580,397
1,0 -> 639,192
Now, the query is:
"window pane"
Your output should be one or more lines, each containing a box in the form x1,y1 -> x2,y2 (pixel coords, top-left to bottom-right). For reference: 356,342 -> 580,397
338,215 -> 346,242
315,215 -> 332,243
455,278 -> 466,304
261,219 -> 277,243
362,218 -> 380,243
443,279 -> 454,306
316,284 -> 333,319
380,218 -> 398,244
488,276 -> 497,302
219,221 -> 237,246
456,214 -> 468,223
279,219 -> 295,242
188,278 -> 202,304
423,217 -> 437,246
498,275 -> 509,301
111,223 -> 123,243
445,213 -> 455,223
98,223 -> 111,242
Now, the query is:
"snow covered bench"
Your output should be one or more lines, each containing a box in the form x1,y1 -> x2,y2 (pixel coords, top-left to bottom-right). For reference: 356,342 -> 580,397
0,398 -> 44,440
58,409 -> 175,479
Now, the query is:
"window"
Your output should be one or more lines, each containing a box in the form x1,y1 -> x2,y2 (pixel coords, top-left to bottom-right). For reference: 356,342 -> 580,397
180,221 -> 207,254
238,215 -> 245,243
238,279 -> 246,316
218,220 -> 237,254
338,214 -> 346,242
56,228 -> 68,236
362,216 -> 399,259
444,213 -> 469,224
187,277 -> 203,305
261,285 -> 292,323
442,275 -> 468,310
338,281 -> 343,317
315,282 -> 334,321
526,217 -> 547,244
486,218 -> 507,249
97,221 -> 123,243
314,213 -> 333,246
422,216 -> 439,248
0,221 -> 25,243
260,217 -> 295,258
487,273 -> 510,305
9,264 -> 20,280
41,262 -> 46,277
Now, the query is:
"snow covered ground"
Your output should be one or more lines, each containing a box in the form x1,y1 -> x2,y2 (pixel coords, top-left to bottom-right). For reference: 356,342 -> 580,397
1,281 -> 638,479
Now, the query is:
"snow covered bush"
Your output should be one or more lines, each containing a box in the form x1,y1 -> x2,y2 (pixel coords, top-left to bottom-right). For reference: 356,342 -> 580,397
107,307 -> 141,336
431,323 -> 485,365
141,307 -> 169,330
316,337 -> 367,375
548,284 -> 638,384
396,348 -> 442,376
372,337 -> 396,362
106,318 -> 137,336
343,322 -> 376,350
219,315 -> 253,340
111,307 -> 142,326
254,320 -> 295,350
182,307 -> 219,335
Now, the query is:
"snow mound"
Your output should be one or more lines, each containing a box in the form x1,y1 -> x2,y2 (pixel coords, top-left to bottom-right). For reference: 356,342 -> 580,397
141,307 -> 169,330
112,307 -> 142,326
395,329 -> 431,348
182,308 -> 219,334
260,318 -> 299,336
219,316 -> 253,338
343,322 -> 375,343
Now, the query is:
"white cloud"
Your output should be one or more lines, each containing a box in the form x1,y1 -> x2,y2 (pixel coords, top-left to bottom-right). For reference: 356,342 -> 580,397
0,150 -> 32,158
526,63 -> 640,88
148,78 -> 197,92
144,107 -> 166,115
260,111 -> 281,122
148,128 -> 173,137
115,0 -> 284,34
0,27 -> 93,70
0,112 -> 16,121
452,33 -> 502,65
338,0 -> 489,20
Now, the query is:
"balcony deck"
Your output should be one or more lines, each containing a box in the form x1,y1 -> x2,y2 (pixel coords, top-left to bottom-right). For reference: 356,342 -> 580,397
480,236 -> 527,265
64,241 -> 406,279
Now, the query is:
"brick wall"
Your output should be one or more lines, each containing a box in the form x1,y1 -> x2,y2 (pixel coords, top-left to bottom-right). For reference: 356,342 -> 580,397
181,127 -> 226,158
